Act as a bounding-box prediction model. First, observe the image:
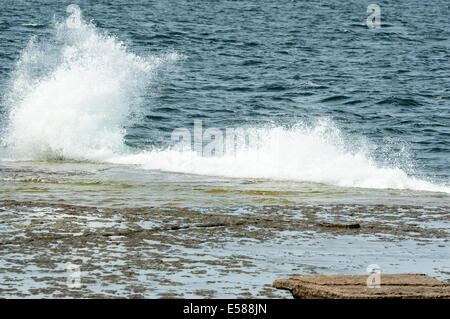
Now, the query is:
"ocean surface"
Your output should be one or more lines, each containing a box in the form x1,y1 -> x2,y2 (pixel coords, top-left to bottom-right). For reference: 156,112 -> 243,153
0,1 -> 448,298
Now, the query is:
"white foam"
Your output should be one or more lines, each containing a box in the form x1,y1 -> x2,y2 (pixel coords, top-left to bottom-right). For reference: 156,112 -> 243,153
109,121 -> 450,194
2,5 -> 176,160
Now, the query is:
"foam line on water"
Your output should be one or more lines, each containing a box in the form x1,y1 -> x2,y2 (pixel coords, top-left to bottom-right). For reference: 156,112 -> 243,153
108,121 -> 450,194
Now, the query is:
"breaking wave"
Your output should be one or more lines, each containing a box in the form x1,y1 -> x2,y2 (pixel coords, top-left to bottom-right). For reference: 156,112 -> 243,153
1,5 -> 449,194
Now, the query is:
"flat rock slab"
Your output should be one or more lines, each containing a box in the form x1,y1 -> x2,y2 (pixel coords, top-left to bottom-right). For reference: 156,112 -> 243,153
273,274 -> 450,299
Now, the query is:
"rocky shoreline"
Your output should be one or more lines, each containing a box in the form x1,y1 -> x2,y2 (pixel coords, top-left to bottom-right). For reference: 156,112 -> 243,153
0,200 -> 448,298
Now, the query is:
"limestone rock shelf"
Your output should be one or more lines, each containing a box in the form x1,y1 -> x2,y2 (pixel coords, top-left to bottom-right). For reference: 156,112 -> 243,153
273,274 -> 450,299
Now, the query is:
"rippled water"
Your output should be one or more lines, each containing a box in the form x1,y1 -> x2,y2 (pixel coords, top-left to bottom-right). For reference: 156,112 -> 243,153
1,0 -> 449,192
0,1 -> 448,298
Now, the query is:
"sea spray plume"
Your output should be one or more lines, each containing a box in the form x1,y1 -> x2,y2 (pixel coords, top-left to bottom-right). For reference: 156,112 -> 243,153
2,5 -> 176,160
66,4 -> 82,29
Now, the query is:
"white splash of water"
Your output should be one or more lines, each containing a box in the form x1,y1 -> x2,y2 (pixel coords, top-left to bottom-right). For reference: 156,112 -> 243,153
2,4 -> 178,160
109,120 -> 450,193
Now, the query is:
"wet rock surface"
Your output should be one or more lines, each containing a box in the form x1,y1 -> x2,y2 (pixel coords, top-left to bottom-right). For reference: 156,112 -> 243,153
0,200 -> 448,298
